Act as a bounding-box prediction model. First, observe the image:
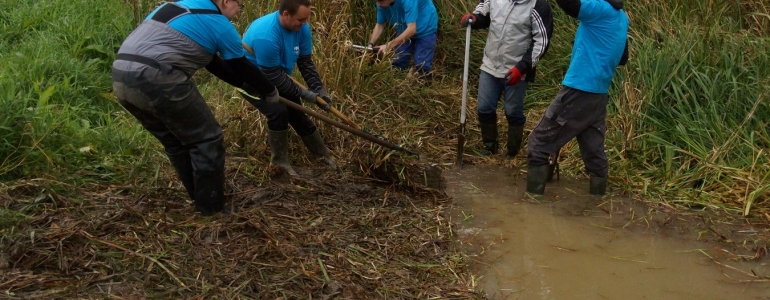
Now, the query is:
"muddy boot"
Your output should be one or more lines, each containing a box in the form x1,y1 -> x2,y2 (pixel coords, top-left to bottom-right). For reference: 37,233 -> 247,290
301,130 -> 337,170
166,150 -> 195,200
505,125 -> 524,159
527,164 -> 550,195
193,170 -> 224,216
268,129 -> 298,176
479,122 -> 498,156
589,176 -> 607,195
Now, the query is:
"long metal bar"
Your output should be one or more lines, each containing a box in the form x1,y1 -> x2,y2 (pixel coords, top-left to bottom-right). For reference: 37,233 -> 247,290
456,24 -> 472,168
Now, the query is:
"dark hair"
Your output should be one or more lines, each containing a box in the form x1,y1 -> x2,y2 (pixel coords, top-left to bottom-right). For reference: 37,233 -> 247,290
279,0 -> 311,15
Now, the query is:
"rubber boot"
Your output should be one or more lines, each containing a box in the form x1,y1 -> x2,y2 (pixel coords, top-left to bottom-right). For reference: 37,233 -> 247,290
268,129 -> 298,176
301,130 -> 337,169
166,150 -> 195,200
193,170 -> 224,216
526,164 -> 550,195
479,122 -> 498,156
589,176 -> 607,195
505,125 -> 524,159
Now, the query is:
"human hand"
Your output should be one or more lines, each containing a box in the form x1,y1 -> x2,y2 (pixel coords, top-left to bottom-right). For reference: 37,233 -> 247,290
505,67 -> 522,86
460,14 -> 476,27
299,89 -> 319,104
377,44 -> 388,55
316,89 -> 332,110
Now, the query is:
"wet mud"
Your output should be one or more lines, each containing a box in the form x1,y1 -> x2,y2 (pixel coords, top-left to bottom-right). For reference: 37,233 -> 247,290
445,165 -> 770,300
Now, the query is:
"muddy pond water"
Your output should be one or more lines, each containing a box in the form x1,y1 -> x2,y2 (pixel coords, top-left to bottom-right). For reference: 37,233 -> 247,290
444,165 -> 769,300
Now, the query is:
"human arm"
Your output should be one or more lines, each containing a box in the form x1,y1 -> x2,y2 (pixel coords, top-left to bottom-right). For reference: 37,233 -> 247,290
222,56 -> 278,99
555,0 -> 581,19
377,22 -> 416,55
618,39 -> 629,65
205,54 -> 240,87
517,0 -> 554,75
297,54 -> 330,105
214,25 -> 278,100
461,0 -> 491,29
368,23 -> 385,49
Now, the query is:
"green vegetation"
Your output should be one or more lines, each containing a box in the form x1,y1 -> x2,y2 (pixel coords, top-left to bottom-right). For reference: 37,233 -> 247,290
0,0 -> 157,183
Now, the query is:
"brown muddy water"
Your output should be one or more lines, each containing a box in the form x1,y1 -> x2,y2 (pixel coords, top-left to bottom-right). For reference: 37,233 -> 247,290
444,165 -> 770,300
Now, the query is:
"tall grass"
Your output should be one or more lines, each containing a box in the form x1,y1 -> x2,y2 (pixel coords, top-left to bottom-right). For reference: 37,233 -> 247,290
0,0 -> 157,183
607,1 -> 770,215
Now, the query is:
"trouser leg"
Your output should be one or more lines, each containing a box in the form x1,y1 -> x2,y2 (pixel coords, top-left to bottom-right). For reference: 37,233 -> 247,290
527,87 -> 609,195
114,74 -> 225,215
300,129 -> 337,169
576,105 -> 609,195
477,71 -> 504,155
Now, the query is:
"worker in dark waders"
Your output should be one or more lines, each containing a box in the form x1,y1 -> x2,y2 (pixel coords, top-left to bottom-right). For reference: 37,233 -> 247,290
526,0 -> 629,195
241,0 -> 337,176
112,0 -> 278,216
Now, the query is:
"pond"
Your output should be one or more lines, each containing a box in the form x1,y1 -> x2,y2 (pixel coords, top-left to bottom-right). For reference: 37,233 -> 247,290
445,165 -> 769,299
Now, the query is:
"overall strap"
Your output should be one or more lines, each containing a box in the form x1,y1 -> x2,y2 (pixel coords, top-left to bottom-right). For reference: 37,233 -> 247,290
151,2 -> 220,24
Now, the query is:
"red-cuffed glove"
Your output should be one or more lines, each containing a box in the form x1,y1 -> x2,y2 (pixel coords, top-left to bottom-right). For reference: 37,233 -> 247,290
505,67 -> 523,86
460,14 -> 476,27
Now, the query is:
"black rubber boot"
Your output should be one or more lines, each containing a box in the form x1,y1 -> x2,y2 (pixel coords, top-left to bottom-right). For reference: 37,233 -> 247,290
166,150 -> 195,200
268,129 -> 298,176
589,176 -> 607,195
189,135 -> 226,216
479,122 -> 498,156
193,170 -> 224,216
526,164 -> 550,195
301,130 -> 337,169
505,125 -> 524,159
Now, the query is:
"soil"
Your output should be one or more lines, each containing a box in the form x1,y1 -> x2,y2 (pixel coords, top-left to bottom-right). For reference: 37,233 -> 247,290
1,157 -> 768,299
0,157 -> 478,299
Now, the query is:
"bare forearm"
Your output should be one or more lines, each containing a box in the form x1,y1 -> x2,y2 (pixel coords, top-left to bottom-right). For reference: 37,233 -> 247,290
387,23 -> 416,49
369,24 -> 385,45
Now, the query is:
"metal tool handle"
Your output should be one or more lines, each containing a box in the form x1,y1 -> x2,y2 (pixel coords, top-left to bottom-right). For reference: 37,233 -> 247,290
460,25 -> 472,126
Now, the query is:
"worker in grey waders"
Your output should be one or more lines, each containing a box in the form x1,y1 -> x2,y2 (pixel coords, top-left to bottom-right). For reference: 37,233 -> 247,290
112,0 -> 278,215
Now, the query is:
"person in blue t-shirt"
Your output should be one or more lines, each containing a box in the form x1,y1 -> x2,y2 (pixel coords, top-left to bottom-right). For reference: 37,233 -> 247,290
241,0 -> 337,176
526,0 -> 629,196
112,0 -> 278,216
367,0 -> 439,82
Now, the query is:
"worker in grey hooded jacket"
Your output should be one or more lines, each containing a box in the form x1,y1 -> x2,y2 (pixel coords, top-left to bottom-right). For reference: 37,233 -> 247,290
461,0 -> 553,158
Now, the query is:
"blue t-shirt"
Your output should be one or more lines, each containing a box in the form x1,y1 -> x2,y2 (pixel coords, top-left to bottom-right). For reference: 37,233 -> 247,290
376,0 -> 438,38
145,0 -> 245,60
562,0 -> 629,94
242,11 -> 312,75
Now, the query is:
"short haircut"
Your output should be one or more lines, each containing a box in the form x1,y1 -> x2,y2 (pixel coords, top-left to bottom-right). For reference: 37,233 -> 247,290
279,0 -> 311,15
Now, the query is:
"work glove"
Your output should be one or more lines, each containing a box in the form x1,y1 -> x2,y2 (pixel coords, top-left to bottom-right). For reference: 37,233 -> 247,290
316,89 -> 332,110
505,66 -> 523,86
299,88 -> 324,107
460,14 -> 476,27
605,0 -> 623,10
